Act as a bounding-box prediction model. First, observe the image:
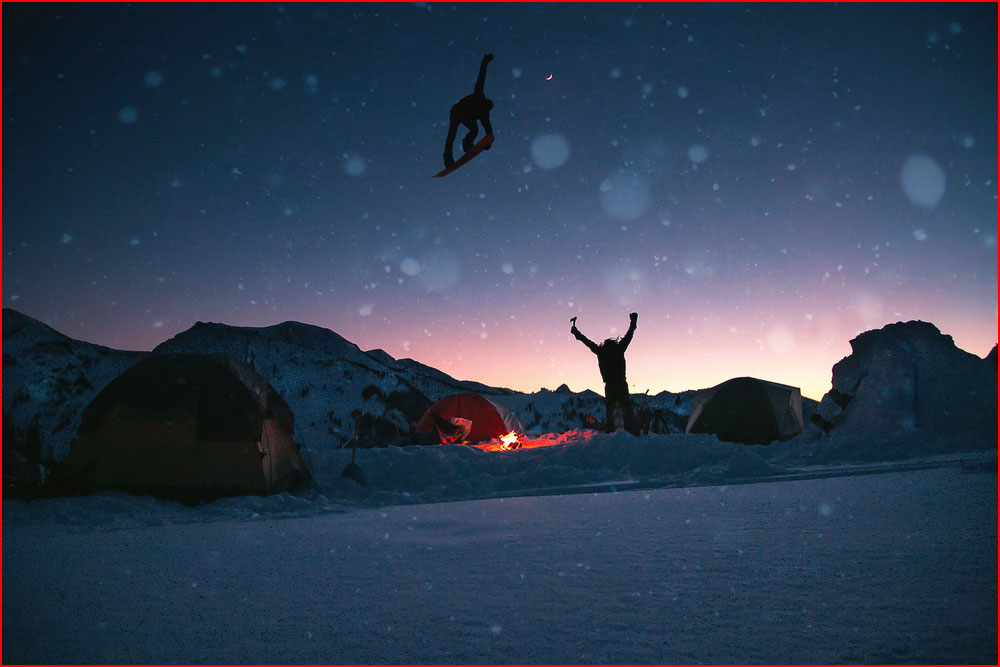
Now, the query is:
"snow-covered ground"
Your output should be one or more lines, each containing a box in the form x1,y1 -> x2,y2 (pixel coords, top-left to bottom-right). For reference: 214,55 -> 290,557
3,440 -> 995,664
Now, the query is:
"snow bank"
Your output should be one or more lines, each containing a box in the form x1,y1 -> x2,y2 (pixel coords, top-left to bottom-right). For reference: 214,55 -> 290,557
298,424 -> 993,511
304,429 -> 791,507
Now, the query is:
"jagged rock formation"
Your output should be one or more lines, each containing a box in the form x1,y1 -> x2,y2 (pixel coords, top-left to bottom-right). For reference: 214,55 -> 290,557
809,321 -> 996,438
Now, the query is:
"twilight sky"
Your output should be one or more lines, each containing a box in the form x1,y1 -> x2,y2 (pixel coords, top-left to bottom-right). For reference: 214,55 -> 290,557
3,2 -> 996,400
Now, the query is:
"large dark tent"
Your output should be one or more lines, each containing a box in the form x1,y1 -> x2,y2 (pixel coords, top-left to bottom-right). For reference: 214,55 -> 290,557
69,354 -> 310,501
685,377 -> 804,445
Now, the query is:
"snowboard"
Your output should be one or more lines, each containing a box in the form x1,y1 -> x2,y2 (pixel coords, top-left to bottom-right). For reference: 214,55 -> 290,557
434,135 -> 494,178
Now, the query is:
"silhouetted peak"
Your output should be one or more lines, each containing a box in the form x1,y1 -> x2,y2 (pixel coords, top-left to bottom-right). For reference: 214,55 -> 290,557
364,348 -> 397,366
2,308 -> 70,345
157,319 -> 359,357
848,320 -> 954,358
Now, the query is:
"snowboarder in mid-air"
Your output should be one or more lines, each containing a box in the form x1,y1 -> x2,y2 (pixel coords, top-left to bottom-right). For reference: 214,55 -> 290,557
571,313 -> 640,435
443,53 -> 494,168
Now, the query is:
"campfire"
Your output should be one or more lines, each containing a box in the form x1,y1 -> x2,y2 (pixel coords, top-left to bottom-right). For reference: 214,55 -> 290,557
473,430 -> 586,452
473,430 -> 521,451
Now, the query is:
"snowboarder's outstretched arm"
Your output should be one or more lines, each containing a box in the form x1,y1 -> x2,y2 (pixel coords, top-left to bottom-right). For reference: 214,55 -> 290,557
571,323 -> 600,354
474,53 -> 494,96
620,312 -> 638,350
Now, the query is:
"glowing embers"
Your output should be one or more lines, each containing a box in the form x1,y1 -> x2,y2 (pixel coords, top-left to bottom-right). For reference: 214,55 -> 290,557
474,431 -> 567,452
499,431 -> 521,450
468,428 -> 601,452
472,430 -> 523,451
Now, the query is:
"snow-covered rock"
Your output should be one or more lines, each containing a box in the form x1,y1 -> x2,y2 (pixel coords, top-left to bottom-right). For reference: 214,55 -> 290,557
809,320 -> 996,438
1,309 -> 144,467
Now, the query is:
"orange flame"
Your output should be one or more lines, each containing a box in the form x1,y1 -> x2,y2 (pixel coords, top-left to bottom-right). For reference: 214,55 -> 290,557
499,431 -> 520,450
474,430 -> 578,452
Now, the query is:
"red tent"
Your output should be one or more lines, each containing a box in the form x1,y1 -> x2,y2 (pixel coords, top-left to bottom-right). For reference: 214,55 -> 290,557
416,393 -> 524,444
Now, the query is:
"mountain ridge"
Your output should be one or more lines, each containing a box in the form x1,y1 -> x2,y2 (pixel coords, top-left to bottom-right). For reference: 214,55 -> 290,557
6,309 -> 992,496
2,309 -> 642,470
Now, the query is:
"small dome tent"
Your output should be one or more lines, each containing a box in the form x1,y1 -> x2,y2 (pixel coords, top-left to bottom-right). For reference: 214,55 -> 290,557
416,393 -> 524,444
685,377 -> 804,445
70,354 -> 310,501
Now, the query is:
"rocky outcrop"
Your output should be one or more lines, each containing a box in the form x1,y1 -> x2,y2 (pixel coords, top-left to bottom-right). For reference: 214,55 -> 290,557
809,321 -> 996,437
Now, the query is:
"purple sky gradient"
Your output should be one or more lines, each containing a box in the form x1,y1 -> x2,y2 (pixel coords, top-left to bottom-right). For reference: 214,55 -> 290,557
4,3 -> 996,400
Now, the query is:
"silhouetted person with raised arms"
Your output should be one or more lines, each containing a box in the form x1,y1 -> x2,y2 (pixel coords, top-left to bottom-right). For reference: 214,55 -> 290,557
571,312 -> 640,435
443,53 -> 494,168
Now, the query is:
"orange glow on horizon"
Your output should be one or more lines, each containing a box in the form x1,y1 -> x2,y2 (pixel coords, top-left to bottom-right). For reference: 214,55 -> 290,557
359,306 -> 997,404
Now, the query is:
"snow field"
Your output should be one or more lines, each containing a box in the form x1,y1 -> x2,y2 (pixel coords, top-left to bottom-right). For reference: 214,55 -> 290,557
3,465 -> 995,664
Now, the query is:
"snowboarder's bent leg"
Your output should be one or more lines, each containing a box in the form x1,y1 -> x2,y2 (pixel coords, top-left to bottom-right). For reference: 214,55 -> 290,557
443,114 -> 461,166
461,120 -> 478,153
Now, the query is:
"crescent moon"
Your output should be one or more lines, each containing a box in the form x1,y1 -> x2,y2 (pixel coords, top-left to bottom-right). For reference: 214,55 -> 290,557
545,74 -> 553,80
